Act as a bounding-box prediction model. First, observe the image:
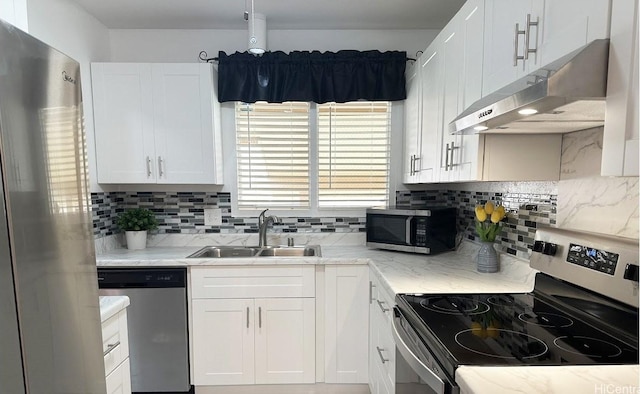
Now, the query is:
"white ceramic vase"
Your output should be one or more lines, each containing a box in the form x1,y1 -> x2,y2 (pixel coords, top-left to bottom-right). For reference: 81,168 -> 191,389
125,230 -> 147,250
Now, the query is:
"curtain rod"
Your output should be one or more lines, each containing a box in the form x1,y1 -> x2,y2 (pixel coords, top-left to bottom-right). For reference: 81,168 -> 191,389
198,50 -> 419,63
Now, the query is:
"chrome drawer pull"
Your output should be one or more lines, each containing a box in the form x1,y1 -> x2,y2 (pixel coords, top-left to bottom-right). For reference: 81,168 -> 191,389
103,341 -> 120,357
246,307 -> 249,328
377,300 -> 389,313
376,346 -> 389,364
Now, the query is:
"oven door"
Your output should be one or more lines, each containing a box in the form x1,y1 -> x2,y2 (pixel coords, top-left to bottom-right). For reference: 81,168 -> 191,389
392,307 -> 459,394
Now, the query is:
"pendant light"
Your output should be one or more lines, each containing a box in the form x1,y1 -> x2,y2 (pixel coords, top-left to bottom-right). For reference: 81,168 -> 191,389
247,0 -> 267,54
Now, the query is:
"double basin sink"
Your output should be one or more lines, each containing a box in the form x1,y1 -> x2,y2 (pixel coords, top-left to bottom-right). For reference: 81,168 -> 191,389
187,245 -> 321,258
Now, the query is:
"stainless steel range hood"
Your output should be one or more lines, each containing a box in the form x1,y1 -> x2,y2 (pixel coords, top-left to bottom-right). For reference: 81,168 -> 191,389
450,39 -> 609,134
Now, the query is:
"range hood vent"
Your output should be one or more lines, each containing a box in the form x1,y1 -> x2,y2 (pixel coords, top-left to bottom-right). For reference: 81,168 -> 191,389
450,39 -> 609,135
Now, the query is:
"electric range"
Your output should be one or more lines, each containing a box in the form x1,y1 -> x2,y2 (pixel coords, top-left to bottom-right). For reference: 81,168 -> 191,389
393,228 -> 639,394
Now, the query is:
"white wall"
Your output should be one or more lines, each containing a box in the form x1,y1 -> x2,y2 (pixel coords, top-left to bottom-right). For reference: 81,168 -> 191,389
26,0 -> 110,193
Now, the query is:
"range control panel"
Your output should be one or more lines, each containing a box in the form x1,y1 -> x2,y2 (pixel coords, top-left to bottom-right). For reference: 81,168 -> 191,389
530,228 -> 639,308
566,243 -> 619,275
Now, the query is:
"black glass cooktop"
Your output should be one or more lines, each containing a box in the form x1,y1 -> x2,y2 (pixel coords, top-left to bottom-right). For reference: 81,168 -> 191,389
396,289 -> 639,377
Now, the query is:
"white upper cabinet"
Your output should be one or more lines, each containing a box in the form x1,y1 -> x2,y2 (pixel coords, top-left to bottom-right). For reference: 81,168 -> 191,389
482,0 -> 538,96
92,63 -> 224,184
402,61 -> 422,183
416,45 -> 441,183
538,0 -> 611,66
602,0 -> 639,176
483,0 -> 611,97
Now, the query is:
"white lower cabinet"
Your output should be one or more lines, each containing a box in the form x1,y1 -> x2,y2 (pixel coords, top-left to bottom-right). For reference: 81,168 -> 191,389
190,266 -> 316,386
369,270 -> 396,394
102,308 -> 131,394
324,265 -> 369,383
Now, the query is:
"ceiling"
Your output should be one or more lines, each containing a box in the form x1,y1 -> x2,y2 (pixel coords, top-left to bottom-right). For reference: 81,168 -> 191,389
69,0 -> 466,30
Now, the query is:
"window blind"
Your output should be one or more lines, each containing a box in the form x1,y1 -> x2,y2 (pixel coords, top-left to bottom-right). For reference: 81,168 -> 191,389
317,102 -> 391,208
235,102 -> 310,210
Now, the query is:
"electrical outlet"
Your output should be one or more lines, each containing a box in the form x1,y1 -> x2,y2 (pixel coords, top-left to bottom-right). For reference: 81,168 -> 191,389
204,208 -> 222,226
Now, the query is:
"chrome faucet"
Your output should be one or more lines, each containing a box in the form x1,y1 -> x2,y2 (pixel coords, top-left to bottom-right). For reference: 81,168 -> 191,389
258,209 -> 279,248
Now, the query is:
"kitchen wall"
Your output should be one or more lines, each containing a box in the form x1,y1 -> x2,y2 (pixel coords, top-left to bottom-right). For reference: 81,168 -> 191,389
22,6 -> 637,255
93,127 -> 639,260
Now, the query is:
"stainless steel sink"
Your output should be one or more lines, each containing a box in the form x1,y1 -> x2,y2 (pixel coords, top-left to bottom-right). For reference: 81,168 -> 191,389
187,246 -> 261,258
256,246 -> 321,257
187,245 -> 321,258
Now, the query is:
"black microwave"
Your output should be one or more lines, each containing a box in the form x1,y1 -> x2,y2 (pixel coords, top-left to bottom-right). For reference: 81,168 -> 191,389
366,207 -> 457,254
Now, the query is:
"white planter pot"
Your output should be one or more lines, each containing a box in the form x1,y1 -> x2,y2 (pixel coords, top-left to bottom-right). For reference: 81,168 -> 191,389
125,230 -> 147,250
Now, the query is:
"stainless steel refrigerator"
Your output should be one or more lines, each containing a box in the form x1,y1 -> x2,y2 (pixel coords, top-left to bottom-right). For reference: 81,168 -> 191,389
0,20 -> 106,394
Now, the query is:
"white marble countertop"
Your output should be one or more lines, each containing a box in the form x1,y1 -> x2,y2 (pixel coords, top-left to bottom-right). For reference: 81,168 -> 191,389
96,242 -> 537,295
99,295 -> 130,323
456,365 -> 640,394
95,243 -> 639,392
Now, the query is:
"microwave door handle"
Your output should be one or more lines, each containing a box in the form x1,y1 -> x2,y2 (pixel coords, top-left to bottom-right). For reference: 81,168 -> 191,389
392,309 -> 447,393
406,216 -> 413,245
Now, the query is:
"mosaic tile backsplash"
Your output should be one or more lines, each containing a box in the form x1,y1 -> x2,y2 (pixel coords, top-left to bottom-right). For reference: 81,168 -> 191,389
395,189 -> 557,259
92,192 -> 367,238
92,188 -> 557,259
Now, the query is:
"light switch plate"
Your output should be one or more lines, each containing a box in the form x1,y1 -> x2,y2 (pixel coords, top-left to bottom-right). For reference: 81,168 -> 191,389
204,208 -> 222,226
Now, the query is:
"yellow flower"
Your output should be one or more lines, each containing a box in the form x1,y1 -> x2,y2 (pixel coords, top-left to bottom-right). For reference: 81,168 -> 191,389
475,205 -> 487,222
495,205 -> 506,219
490,210 -> 502,223
484,201 -> 495,215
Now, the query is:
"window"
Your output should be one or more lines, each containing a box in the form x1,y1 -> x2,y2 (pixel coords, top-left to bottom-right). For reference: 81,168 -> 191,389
317,102 -> 391,208
234,101 -> 391,214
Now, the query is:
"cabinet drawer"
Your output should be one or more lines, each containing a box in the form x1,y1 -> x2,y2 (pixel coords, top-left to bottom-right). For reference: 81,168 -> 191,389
102,310 -> 129,376
191,266 -> 315,299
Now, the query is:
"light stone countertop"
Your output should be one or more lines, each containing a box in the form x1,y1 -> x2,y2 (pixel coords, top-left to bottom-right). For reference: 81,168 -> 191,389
99,295 -> 130,323
95,242 -> 639,393
95,242 -> 537,295
456,365 -> 640,394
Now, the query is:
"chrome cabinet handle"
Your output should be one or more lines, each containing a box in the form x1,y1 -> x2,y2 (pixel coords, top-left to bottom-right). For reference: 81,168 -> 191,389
158,156 -> 164,177
376,346 -> 389,364
409,155 -> 415,175
513,22 -> 526,66
377,299 -> 389,313
146,156 -> 152,177
524,14 -> 539,60
445,143 -> 450,171
369,281 -> 376,304
103,341 -> 120,357
258,306 -> 262,328
449,142 -> 458,169
246,307 -> 249,328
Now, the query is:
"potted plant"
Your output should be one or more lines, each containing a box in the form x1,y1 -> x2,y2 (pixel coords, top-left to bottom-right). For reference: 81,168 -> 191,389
116,208 -> 158,250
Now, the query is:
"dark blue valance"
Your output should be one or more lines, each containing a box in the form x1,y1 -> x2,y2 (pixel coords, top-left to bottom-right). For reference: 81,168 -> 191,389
217,50 -> 407,104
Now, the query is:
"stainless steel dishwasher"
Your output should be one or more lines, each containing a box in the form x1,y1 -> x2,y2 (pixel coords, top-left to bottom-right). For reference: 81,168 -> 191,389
97,267 -> 191,393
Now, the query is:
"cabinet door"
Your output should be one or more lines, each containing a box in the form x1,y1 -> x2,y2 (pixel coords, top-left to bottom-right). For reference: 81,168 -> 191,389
417,46 -> 442,183
602,0 -> 639,176
437,21 -> 462,182
403,62 -> 422,184
456,0 -> 486,181
538,0 -> 611,66
254,298 -> 315,384
191,299 -> 255,385
324,265 -> 369,383
92,63 -> 156,183
105,358 -> 132,394
482,0 -> 535,96
152,64 -> 221,184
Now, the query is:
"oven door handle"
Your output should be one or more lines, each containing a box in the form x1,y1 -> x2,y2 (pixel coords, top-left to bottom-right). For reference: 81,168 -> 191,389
392,308 -> 448,393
